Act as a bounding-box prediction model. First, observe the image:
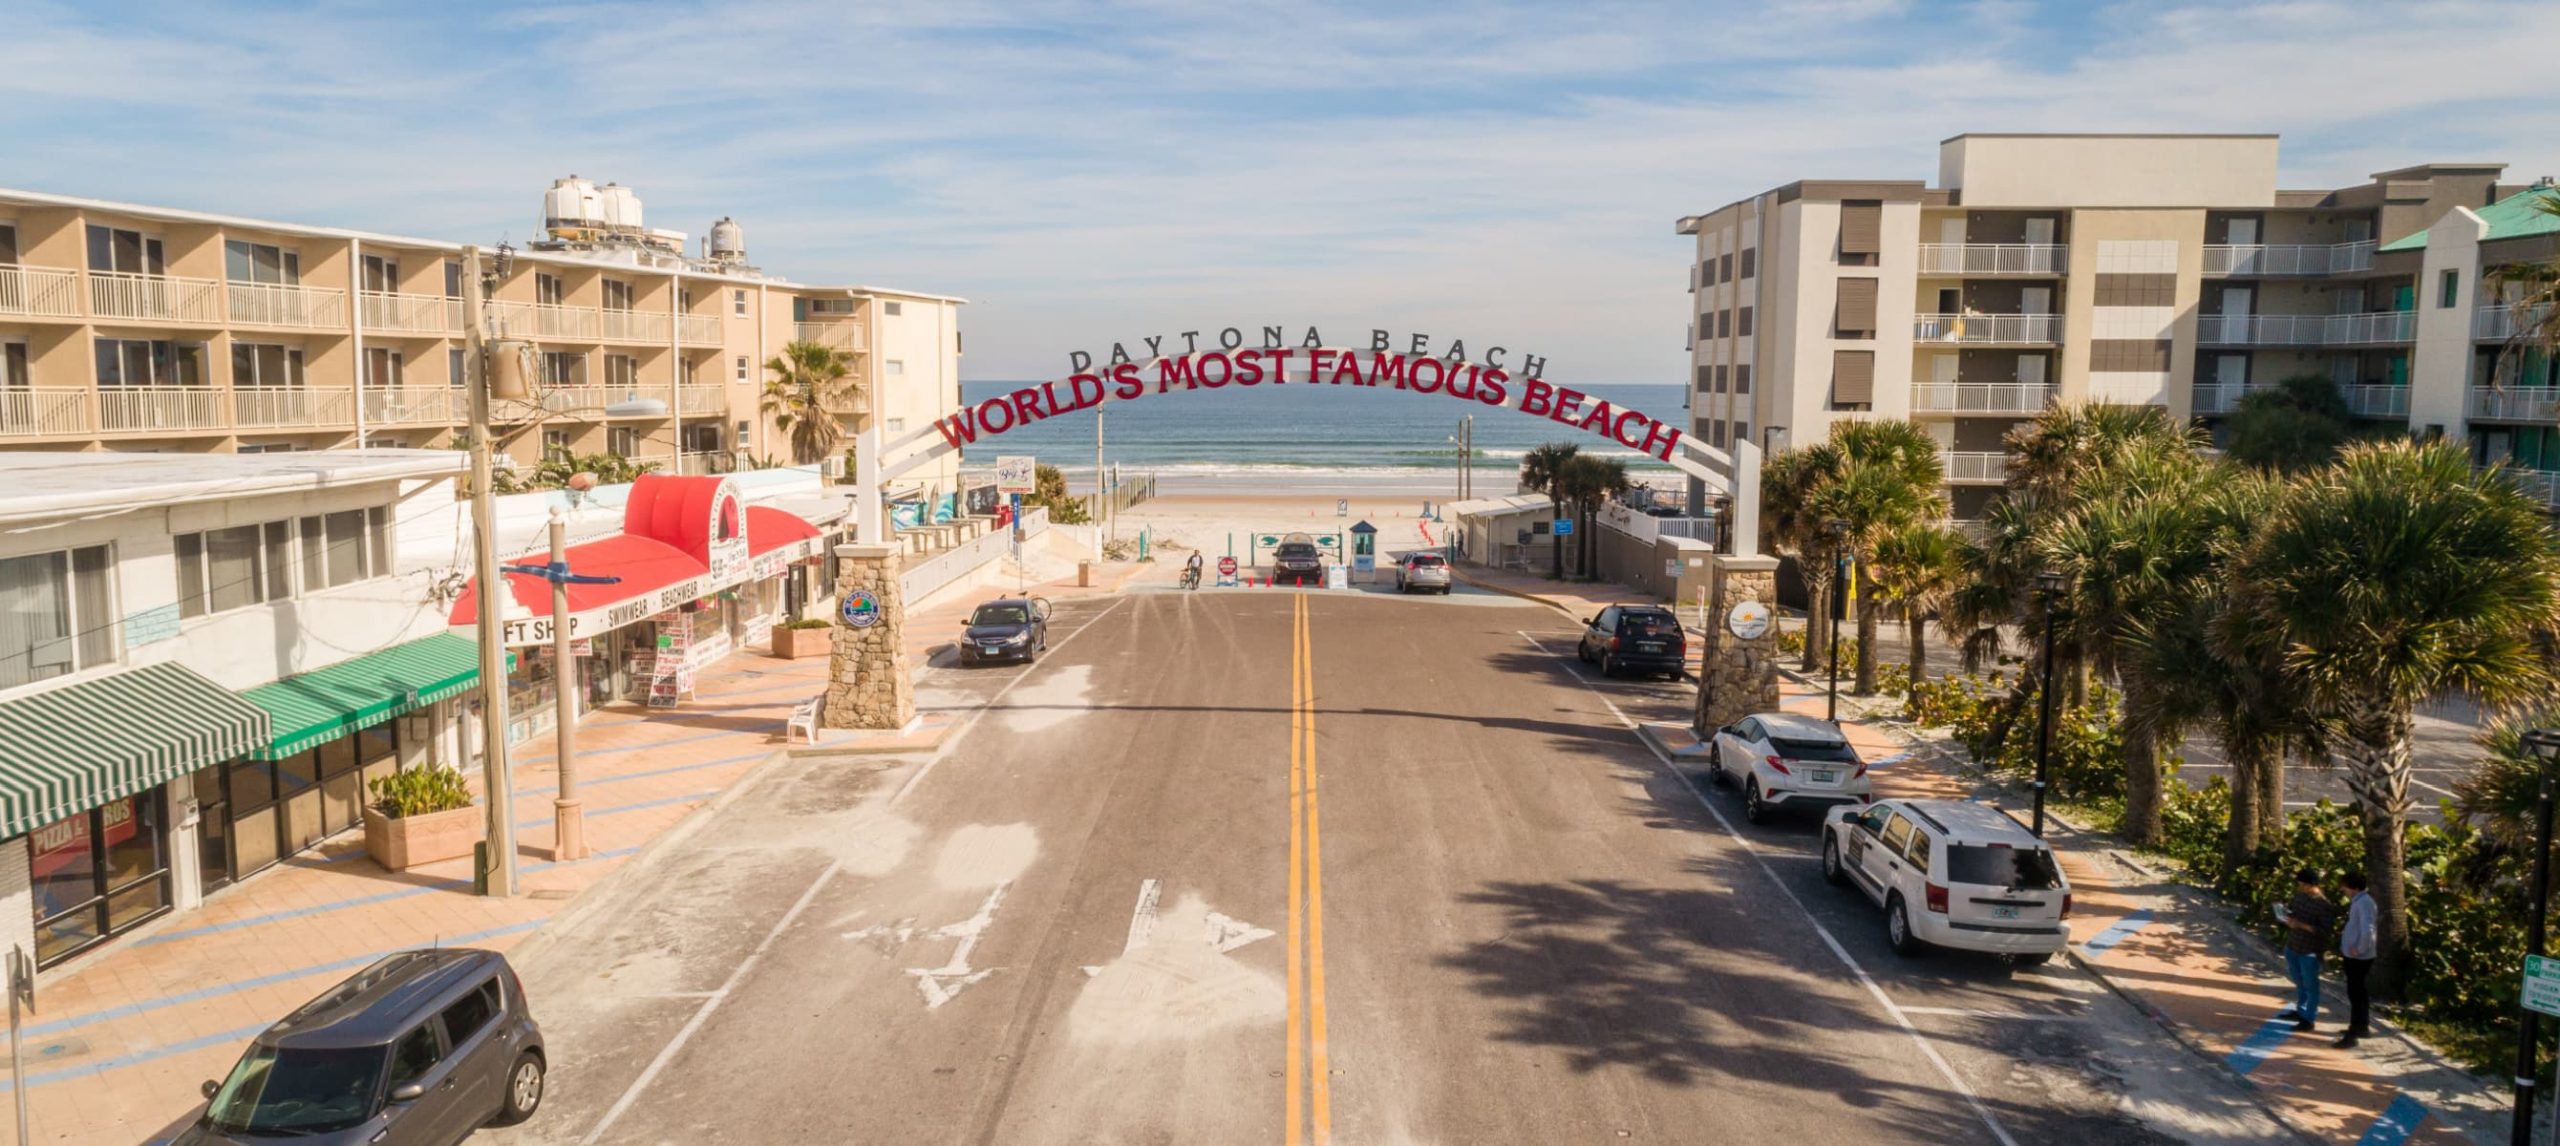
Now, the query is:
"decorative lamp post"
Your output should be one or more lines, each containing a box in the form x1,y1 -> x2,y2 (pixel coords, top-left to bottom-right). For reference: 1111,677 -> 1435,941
1825,517 -> 1849,723
500,510 -> 622,863
2513,727 -> 2560,1146
2031,570 -> 2066,837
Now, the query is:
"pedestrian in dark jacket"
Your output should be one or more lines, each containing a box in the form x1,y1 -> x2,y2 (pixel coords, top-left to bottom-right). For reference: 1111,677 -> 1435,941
2278,868 -> 2337,1031
2336,871 -> 2378,1047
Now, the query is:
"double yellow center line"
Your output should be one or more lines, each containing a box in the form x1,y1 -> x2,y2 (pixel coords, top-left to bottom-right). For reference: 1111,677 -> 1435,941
1286,594 -> 1333,1145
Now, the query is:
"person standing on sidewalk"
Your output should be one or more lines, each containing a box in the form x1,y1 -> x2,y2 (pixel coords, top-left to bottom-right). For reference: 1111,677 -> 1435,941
2335,871 -> 2377,1047
2277,868 -> 2337,1032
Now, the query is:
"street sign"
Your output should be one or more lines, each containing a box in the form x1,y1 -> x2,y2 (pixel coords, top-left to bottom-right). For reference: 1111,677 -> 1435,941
1336,498 -> 1348,517
996,455 -> 1037,495
1552,518 -> 1574,536
1217,556 -> 1239,577
2526,955 -> 2560,1018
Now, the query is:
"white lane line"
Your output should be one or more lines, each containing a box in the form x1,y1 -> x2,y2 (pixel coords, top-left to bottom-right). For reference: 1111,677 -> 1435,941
1898,1006 -> 2089,1022
1518,631 -> 2021,1146
1123,878 -> 1163,954
583,860 -> 841,1145
892,597 -> 1130,807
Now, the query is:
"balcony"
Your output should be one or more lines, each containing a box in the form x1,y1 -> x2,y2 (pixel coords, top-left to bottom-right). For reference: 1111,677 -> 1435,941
601,308 -> 672,344
677,313 -> 722,346
0,390 -> 91,437
1910,382 -> 2053,415
677,386 -> 727,417
361,292 -> 462,336
2195,312 -> 2413,347
1913,313 -> 2061,345
2471,387 -> 2560,422
2329,311 -> 2416,345
2190,383 -> 2272,415
792,321 -> 868,353
2477,304 -> 2553,342
2482,466 -> 2560,511
233,387 -> 355,429
89,272 -> 224,325
531,386 -> 615,418
0,266 -> 83,318
1917,244 -> 2066,276
362,388 -> 461,426
2202,241 -> 2376,277
488,301 -> 602,341
2342,385 -> 2409,419
1940,450 -> 2007,484
95,386 -> 225,434
227,281 -> 347,330
678,451 -> 735,476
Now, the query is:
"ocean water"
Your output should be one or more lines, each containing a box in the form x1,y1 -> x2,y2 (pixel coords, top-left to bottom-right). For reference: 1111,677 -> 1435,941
954,380 -> 1689,494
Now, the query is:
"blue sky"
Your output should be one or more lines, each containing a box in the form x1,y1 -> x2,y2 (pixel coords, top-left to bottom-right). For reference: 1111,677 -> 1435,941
4,0 -> 2554,381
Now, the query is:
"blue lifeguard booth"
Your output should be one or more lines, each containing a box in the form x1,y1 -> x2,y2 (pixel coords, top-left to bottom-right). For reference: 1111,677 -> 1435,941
1348,520 -> 1378,580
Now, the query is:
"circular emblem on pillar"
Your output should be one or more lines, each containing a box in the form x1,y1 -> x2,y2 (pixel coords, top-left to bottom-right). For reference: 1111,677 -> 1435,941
1726,600 -> 1772,640
840,587 -> 881,629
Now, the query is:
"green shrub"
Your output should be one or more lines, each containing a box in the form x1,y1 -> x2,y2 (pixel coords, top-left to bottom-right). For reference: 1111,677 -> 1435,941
1776,627 -> 1807,657
1872,664 -> 1910,697
786,617 -> 832,630
369,766 -> 473,818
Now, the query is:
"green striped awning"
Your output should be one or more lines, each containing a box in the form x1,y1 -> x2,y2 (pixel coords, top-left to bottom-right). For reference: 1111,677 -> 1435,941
241,634 -> 485,761
0,663 -> 269,839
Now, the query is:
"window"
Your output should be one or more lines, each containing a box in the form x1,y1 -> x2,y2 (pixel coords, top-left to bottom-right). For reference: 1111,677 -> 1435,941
1737,307 -> 1754,338
806,298 -> 857,316
30,790 -> 169,967
442,980 -> 503,1048
177,524 -> 279,616
0,545 -> 115,689
543,428 -> 570,458
607,427 -> 638,457
1717,310 -> 1731,339
85,226 -> 164,275
363,347 -> 402,389
444,259 -> 463,299
541,352 -> 584,388
449,349 -> 466,387
223,241 -> 301,286
603,280 -> 633,311
1831,350 -> 1876,408
533,273 -> 563,307
358,255 -> 398,294
886,418 -> 906,433
231,344 -> 305,389
735,355 -> 749,384
1735,364 -> 1751,394
0,223 -> 15,265
2441,270 -> 2461,309
886,360 -> 906,376
387,1025 -> 443,1089
1719,253 -> 1733,283
4,342 -> 28,390
681,357 -> 698,386
1715,365 -> 1728,393
883,300 -> 903,317
604,354 -> 638,389
1879,812 -> 1912,853
95,339 -> 205,387
733,289 -> 748,317
1740,248 -> 1757,279
1839,201 -> 1882,257
1734,421 -> 1749,447
1903,828 -> 1932,868
1835,278 -> 1879,337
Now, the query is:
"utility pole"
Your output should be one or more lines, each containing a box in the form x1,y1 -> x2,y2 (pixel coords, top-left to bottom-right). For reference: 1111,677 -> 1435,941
2032,571 -> 2065,838
464,245 -> 518,898
547,509 -> 587,861
2514,728 -> 2560,1146
1093,385 -> 1107,561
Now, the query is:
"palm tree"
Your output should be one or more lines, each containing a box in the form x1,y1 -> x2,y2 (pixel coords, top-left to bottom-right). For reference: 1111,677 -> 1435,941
2222,374 -> 2366,473
1555,453 -> 1633,577
1763,443 -> 1844,672
2226,440 -> 2560,996
1816,420 -> 1947,695
1519,443 -> 1580,580
1868,520 -> 1966,694
760,340 -> 860,466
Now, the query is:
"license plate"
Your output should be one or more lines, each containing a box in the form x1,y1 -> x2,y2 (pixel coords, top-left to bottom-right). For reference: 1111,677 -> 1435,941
982,645 -> 1004,654
1993,905 -> 2020,920
1810,770 -> 1835,783
1636,643 -> 1663,652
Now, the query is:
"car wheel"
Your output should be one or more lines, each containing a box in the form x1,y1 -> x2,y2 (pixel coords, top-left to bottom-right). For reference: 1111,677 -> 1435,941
1822,836 -> 1849,886
491,1051 -> 545,1126
1600,653 -> 1617,678
1743,779 -> 1769,824
2012,952 -> 2054,969
1886,896 -> 1923,957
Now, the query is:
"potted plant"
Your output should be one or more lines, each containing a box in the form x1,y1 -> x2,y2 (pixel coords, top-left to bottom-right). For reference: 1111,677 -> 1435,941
771,616 -> 833,660
362,765 -> 483,872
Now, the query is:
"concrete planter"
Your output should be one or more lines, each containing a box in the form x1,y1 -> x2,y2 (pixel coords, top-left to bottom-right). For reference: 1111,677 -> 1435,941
362,803 -> 484,872
771,624 -> 832,660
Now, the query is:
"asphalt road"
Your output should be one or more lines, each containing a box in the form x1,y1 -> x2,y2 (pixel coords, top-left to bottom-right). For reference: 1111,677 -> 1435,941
486,585 -> 2292,1145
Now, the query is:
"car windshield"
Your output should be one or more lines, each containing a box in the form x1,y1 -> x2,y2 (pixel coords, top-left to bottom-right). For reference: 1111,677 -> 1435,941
1947,845 -> 2063,890
971,605 -> 1030,626
1771,737 -> 1858,762
1279,545 -> 1317,558
204,1044 -> 385,1135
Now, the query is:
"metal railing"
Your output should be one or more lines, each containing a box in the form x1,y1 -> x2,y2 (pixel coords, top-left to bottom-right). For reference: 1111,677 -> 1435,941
488,300 -> 602,341
677,386 -> 727,416
677,313 -> 722,345
227,281 -> 347,329
2202,240 -> 2376,276
601,307 -> 672,343
362,388 -> 460,425
1940,450 -> 2008,484
1912,313 -> 2061,344
89,271 -> 224,324
0,390 -> 91,437
1916,243 -> 2066,276
792,321 -> 867,352
2476,304 -> 2553,342
900,506 -> 1048,602
2329,311 -> 2416,345
2341,385 -> 2410,419
1910,382 -> 2053,414
2196,312 -> 2413,346
532,386 -> 615,416
360,291 -> 462,335
2189,383 -> 2271,415
2482,466 -> 2560,509
678,451 -> 734,476
0,266 -> 83,318
2471,387 -> 2560,422
232,387 -> 355,428
96,386 -> 225,433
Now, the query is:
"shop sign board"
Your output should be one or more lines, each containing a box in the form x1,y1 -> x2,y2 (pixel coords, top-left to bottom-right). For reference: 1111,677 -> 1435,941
486,532 -> 831,647
1551,518 -> 1574,536
997,455 -> 1037,495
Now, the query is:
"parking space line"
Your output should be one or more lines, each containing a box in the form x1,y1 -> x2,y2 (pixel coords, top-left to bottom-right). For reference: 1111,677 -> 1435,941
2355,1092 -> 2429,1146
1897,1006 -> 2088,1022
2078,909 -> 2154,957
2223,1014 -> 2297,1077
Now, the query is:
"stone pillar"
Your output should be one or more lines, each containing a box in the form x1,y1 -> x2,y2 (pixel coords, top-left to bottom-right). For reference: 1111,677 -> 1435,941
1695,553 -> 1783,736
826,541 -> 916,732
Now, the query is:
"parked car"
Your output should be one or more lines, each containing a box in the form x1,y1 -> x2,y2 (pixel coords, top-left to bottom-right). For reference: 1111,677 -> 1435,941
179,948 -> 544,1144
1820,798 -> 2072,965
1272,533 -> 1326,585
1573,604 -> 1687,679
960,597 -> 1050,664
1706,712 -> 1871,823
1395,552 -> 1453,594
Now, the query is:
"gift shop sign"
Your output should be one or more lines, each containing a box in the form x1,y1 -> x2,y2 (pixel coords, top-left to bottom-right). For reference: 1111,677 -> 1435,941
495,532 -> 828,647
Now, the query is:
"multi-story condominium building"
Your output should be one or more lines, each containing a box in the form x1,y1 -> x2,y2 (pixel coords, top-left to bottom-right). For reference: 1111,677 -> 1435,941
1678,133 -> 2557,518
0,178 -> 967,503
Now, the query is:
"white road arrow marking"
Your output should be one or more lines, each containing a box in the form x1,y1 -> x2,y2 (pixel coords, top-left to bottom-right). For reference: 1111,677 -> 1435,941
1085,880 -> 1269,974
906,883 -> 1009,1009
1203,910 -> 1273,953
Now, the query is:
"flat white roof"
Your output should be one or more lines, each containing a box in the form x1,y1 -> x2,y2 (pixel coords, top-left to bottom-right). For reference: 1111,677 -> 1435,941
0,449 -> 464,523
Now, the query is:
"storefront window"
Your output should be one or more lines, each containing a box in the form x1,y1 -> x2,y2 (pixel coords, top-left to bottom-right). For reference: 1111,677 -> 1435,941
192,766 -> 231,893
30,790 -> 171,967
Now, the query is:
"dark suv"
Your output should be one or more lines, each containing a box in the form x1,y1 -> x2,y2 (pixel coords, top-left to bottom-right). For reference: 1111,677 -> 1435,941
1272,533 -> 1326,586
1575,604 -> 1688,680
180,949 -> 545,1145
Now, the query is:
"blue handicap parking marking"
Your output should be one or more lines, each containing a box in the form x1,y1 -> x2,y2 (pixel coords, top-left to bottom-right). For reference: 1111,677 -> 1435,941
2223,1015 -> 2297,1078
2355,1093 -> 2428,1146
2077,908 -> 2154,957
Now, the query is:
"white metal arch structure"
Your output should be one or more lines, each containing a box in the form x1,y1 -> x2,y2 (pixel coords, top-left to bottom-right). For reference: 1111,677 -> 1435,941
851,348 -> 1762,557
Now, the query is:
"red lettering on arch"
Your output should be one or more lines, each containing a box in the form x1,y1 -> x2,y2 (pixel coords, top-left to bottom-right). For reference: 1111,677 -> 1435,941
1010,388 -> 1047,425
1197,352 -> 1233,387
1331,352 -> 1364,385
1612,408 -> 1649,449
1368,353 -> 1409,389
1520,378 -> 1555,417
1550,387 -> 1587,424
977,397 -> 1016,434
1156,357 -> 1196,392
1235,349 -> 1264,385
933,407 -> 982,449
1577,398 -> 1615,436
1110,363 -> 1143,399
1641,419 -> 1683,462
1476,369 -> 1509,407
1408,357 -> 1446,394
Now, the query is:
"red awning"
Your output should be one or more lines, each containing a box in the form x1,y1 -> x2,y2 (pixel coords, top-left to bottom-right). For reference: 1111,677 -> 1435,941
746,505 -> 824,556
449,534 -> 711,644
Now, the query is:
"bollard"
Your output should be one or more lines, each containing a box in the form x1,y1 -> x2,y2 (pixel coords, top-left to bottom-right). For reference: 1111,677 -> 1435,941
1078,559 -> 1093,588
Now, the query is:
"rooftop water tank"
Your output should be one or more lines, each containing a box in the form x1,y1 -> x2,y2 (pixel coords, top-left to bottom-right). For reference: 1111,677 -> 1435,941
708,217 -> 745,263
543,175 -> 602,234
598,183 -> 643,234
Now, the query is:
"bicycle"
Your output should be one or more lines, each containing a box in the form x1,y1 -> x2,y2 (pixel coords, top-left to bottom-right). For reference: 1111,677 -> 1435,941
1179,565 -> 1202,590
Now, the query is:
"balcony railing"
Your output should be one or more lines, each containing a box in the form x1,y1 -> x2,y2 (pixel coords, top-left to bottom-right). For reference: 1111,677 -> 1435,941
2482,466 -> 2560,510
96,386 -> 225,433
361,291 -> 462,336
677,313 -> 722,346
0,266 -> 83,318
1913,313 -> 2061,345
1916,243 -> 2066,276
89,272 -> 224,325
1940,450 -> 2008,484
362,388 -> 461,426
2342,385 -> 2410,419
2477,304 -> 2554,342
2195,312 -> 2414,347
601,308 -> 672,343
233,387 -> 355,429
532,385 -> 615,417
0,390 -> 92,437
2329,311 -> 2416,345
2471,387 -> 2560,422
2202,241 -> 2376,277
677,386 -> 727,417
678,451 -> 735,476
792,321 -> 868,352
488,301 -> 602,341
1910,382 -> 2054,414
227,281 -> 347,329
2190,383 -> 2274,415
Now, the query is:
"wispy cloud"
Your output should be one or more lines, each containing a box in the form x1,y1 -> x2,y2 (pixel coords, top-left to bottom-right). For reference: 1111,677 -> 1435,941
2,0 -> 2551,380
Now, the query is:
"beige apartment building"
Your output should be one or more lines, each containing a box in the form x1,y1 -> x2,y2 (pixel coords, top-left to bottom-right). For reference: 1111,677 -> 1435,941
0,179 -> 965,500
1679,133 -> 2558,518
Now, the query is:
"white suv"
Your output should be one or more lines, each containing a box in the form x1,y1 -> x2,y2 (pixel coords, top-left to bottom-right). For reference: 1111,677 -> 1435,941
1706,712 -> 1871,824
1820,798 -> 2072,964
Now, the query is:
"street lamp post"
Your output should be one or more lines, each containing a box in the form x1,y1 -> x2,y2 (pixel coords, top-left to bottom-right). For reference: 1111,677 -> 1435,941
2031,570 -> 2066,838
2514,728 -> 2560,1146
1825,517 -> 1849,723
499,509 -> 622,863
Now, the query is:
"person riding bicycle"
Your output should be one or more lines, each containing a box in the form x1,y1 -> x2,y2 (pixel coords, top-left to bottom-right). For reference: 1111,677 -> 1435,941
1183,550 -> 1205,588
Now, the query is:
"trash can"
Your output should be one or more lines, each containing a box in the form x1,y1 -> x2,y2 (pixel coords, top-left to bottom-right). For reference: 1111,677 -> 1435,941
1078,560 -> 1093,588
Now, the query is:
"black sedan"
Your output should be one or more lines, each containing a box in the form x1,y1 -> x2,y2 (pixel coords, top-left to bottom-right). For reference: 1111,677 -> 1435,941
959,597 -> 1051,665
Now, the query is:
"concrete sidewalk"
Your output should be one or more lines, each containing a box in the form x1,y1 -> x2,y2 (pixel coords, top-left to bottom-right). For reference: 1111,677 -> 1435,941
1485,565 -> 2506,1145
